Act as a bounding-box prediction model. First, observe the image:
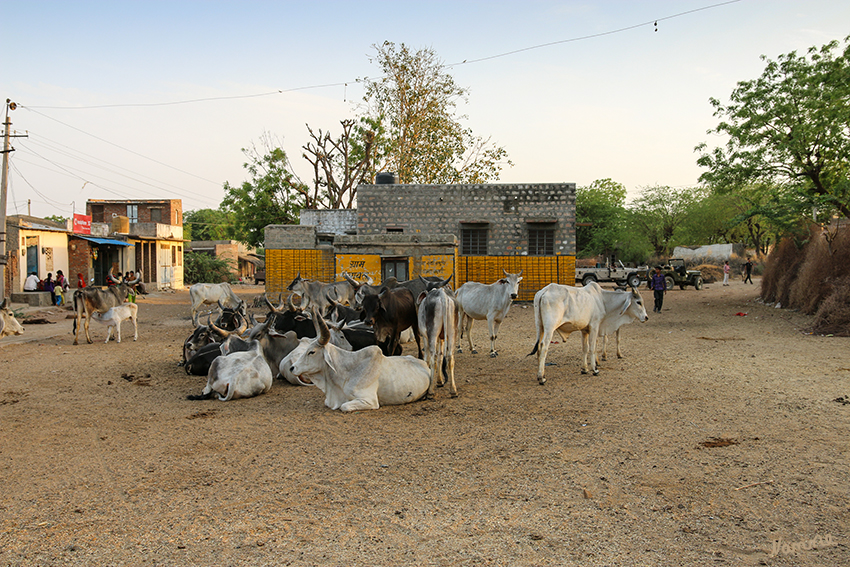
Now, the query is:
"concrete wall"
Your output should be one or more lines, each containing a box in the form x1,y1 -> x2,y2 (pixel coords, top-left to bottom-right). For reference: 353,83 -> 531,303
299,209 -> 357,235
673,243 -> 746,261
356,183 -> 576,256
264,225 -> 317,250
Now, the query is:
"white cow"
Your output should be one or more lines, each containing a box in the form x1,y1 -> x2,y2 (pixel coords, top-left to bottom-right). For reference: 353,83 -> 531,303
417,283 -> 459,399
455,269 -> 523,357
189,282 -> 245,326
529,282 -> 648,384
90,302 -> 138,343
286,272 -> 357,313
288,309 -> 430,411
187,338 -> 273,401
0,298 -> 25,338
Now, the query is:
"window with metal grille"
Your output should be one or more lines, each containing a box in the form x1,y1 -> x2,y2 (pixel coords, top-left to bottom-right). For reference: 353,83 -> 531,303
127,204 -> 138,223
461,228 -> 488,255
528,228 -> 555,255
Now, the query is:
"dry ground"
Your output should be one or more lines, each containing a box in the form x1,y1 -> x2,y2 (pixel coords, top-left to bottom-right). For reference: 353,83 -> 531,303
0,281 -> 847,566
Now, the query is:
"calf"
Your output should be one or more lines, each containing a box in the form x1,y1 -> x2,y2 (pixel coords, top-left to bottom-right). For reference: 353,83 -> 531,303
187,338 -> 272,401
288,309 -> 430,411
89,303 -> 138,343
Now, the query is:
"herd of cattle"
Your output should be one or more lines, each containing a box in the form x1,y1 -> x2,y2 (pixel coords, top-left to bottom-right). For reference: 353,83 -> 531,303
179,271 -> 648,411
0,269 -> 649,411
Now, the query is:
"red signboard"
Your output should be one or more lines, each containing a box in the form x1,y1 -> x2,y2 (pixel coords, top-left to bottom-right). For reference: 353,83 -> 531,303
73,213 -> 91,235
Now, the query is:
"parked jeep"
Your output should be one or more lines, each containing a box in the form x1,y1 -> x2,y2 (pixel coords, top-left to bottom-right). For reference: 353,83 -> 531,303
648,259 -> 703,290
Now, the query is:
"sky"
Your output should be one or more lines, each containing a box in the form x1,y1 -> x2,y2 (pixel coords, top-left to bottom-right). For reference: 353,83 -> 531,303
3,0 -> 849,219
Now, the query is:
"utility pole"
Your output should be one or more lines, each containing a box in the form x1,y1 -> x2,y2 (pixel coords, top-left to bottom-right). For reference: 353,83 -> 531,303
1,99 -> 27,302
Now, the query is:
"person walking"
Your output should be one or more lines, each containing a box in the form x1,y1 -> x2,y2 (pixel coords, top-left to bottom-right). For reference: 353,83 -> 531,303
743,258 -> 754,284
722,261 -> 731,286
649,266 -> 666,313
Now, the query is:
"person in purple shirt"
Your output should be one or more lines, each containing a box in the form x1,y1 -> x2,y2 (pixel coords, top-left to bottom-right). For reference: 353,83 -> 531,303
649,266 -> 666,313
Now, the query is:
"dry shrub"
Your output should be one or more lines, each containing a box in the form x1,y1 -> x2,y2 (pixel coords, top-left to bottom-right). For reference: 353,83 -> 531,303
789,227 -> 850,314
761,237 -> 806,305
811,276 -> 850,336
694,264 -> 723,283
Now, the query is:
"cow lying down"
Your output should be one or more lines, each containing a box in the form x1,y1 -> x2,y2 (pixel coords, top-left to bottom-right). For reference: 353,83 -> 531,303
187,338 -> 272,402
289,308 -> 430,412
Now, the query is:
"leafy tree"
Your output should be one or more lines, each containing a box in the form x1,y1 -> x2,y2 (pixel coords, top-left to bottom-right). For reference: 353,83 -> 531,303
184,252 -> 235,284
628,185 -> 699,257
359,42 -> 511,184
44,215 -> 67,225
575,179 -> 627,258
221,134 -> 306,248
696,37 -> 850,220
183,209 -> 229,242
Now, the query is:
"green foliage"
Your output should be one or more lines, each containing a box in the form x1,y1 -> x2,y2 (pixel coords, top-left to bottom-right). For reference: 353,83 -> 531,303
221,136 -> 306,248
184,252 -> 235,284
360,42 -> 511,184
575,179 -> 627,258
44,215 -> 67,225
696,37 -> 850,221
183,209 -> 229,242
627,185 -> 700,257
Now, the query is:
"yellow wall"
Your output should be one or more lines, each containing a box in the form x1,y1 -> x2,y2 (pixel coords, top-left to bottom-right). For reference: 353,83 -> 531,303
337,255 -> 382,283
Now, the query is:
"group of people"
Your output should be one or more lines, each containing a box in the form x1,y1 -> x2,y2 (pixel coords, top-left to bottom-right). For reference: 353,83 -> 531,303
649,257 -> 756,314
23,270 -> 72,306
723,258 -> 755,286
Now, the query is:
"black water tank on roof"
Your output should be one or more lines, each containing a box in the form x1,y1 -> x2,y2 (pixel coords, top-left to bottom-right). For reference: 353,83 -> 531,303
375,171 -> 399,184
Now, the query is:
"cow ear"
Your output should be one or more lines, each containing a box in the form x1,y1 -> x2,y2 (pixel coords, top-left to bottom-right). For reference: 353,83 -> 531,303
619,295 -> 632,316
417,291 -> 427,305
378,286 -> 389,297
323,346 -> 339,375
498,278 -> 507,284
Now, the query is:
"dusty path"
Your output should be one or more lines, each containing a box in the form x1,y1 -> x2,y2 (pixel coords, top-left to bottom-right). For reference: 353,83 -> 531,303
0,280 -> 847,566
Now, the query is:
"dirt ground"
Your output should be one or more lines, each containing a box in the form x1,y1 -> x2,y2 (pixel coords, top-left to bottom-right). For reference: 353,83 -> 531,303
0,280 -> 847,566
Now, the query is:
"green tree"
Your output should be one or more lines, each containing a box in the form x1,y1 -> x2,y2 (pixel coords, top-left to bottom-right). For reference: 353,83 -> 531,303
184,252 -> 235,284
183,209 -> 229,242
575,179 -> 627,258
696,37 -> 850,220
44,215 -> 67,225
360,42 -> 511,184
221,135 -> 306,248
628,185 -> 699,257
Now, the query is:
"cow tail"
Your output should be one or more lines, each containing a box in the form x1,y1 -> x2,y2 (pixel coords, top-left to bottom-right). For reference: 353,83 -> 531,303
527,341 -> 539,357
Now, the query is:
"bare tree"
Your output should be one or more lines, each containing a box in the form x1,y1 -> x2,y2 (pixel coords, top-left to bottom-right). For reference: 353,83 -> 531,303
301,120 -> 374,209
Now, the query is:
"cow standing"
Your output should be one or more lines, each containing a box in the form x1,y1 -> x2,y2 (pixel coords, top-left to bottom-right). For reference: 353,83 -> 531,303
286,273 -> 357,313
73,272 -> 142,345
417,279 -> 459,399
360,286 -> 422,358
529,282 -> 648,384
189,282 -> 246,326
455,270 -> 523,357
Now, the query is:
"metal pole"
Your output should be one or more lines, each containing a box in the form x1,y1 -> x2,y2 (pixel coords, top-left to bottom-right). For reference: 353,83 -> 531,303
0,103 -> 11,302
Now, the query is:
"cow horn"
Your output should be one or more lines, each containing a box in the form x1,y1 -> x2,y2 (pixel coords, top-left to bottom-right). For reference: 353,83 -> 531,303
130,271 -> 142,285
208,314 -> 231,339
343,273 -> 360,288
287,293 -> 298,312
312,307 -> 330,346
108,272 -> 120,284
263,295 -> 276,312
235,313 -> 248,336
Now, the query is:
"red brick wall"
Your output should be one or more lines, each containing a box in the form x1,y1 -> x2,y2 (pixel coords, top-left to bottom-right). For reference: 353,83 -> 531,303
69,239 -> 93,285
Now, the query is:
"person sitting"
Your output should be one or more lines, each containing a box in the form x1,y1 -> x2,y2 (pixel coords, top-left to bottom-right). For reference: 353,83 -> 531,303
24,271 -> 40,291
55,270 -> 71,292
42,273 -> 57,306
77,273 -> 87,289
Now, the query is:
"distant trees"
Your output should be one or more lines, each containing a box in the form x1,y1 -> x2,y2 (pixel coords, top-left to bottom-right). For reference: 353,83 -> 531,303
575,179 -> 627,259
696,37 -> 850,221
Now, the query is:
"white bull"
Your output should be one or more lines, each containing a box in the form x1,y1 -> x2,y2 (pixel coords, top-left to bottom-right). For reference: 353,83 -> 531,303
417,283 -> 459,399
189,282 -> 245,326
286,273 -> 357,313
455,269 -> 523,357
288,308 -> 430,411
529,283 -> 648,384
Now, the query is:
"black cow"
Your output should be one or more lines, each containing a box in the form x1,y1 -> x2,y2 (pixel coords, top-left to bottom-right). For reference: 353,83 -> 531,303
360,287 -> 422,358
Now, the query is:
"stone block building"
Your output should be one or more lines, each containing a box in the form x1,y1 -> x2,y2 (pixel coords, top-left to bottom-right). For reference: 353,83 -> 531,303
264,182 -> 576,301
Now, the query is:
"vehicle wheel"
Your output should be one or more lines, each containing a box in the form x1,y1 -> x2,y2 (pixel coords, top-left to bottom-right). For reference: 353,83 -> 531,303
693,276 -> 703,290
627,274 -> 641,288
582,275 -> 597,287
664,275 -> 674,291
